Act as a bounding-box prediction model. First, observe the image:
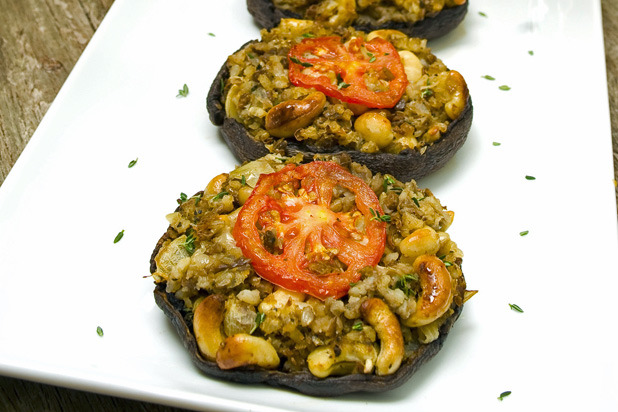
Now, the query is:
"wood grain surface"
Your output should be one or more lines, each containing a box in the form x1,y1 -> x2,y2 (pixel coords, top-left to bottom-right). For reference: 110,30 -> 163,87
0,1 -> 617,411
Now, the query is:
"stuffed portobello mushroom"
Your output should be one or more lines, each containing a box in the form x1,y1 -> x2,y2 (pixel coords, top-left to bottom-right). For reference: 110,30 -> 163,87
150,154 -> 473,396
207,19 -> 473,183
247,0 -> 468,40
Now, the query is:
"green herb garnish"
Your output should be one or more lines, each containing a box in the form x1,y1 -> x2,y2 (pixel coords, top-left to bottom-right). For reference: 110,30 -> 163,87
519,230 -> 529,236
395,273 -> 419,297
482,75 -> 496,80
251,312 -> 266,334
493,142 -> 501,146
183,232 -> 196,255
178,192 -> 188,204
241,175 -> 247,186
208,32 -> 216,37
525,175 -> 536,180
509,303 -> 524,313
177,83 -> 189,97
421,88 -> 434,98
412,197 -> 421,207
113,230 -> 124,244
336,73 -> 350,89
212,191 -> 229,201
96,326 -> 104,337
289,56 -> 313,67
382,175 -> 402,193
302,32 -> 315,38
498,391 -> 512,401
499,85 -> 511,91
128,158 -> 138,168
352,321 -> 363,331
479,11 -> 488,17
528,50 -> 534,56
370,208 -> 391,222
367,52 -> 376,63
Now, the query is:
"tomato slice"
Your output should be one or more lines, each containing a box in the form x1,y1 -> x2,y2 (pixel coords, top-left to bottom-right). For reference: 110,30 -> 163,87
233,161 -> 386,300
288,36 -> 408,109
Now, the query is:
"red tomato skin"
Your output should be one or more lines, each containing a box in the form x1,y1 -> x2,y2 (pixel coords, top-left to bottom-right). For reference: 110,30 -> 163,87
233,162 -> 386,300
288,36 -> 408,109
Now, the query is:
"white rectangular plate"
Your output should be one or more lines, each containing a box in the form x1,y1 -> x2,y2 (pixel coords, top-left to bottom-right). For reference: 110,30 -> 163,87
1,0 -> 617,410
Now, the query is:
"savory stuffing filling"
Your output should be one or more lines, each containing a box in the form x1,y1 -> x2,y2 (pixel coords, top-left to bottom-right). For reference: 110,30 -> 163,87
272,0 -> 467,28
222,19 -> 468,155
152,154 -> 466,377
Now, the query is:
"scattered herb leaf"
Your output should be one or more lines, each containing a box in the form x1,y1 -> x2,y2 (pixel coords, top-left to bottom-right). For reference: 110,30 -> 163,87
509,303 -> 524,313
212,191 -> 229,201
352,321 -> 363,331
177,83 -> 189,97
499,85 -> 511,91
479,11 -> 488,17
493,142 -> 501,146
421,88 -> 434,98
302,32 -> 315,38
241,175 -> 247,186
383,175 -> 402,193
289,56 -> 313,67
128,158 -> 138,168
525,175 -> 536,180
183,232 -> 196,255
113,230 -> 124,244
528,50 -> 534,56
178,192 -> 188,204
367,52 -> 376,63
412,197 -> 421,207
370,208 -> 391,222
395,273 -> 419,297
482,75 -> 496,80
208,32 -> 216,37
96,326 -> 104,337
498,391 -> 512,401
251,312 -> 266,334
519,230 -> 529,236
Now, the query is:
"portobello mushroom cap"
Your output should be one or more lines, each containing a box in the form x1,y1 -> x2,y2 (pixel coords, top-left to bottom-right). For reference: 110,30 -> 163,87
151,232 -> 465,396
246,0 -> 468,40
207,60 -> 473,183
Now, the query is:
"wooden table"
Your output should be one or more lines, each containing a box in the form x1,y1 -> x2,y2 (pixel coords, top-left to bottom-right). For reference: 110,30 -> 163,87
1,1 -> 617,411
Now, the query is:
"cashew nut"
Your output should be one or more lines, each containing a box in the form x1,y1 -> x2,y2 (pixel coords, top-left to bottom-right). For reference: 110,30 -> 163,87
403,255 -> 453,327
360,298 -> 404,375
444,70 -> 469,120
399,226 -> 440,261
306,0 -> 357,27
398,50 -> 424,84
216,333 -> 280,370
366,29 -> 408,42
205,173 -> 228,195
224,84 -> 242,120
354,111 -> 394,149
193,294 -> 226,361
307,341 -> 378,378
265,92 -> 326,138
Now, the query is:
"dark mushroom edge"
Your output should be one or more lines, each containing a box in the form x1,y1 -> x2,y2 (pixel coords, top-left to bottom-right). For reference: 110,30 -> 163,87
207,59 -> 473,183
246,0 -> 469,40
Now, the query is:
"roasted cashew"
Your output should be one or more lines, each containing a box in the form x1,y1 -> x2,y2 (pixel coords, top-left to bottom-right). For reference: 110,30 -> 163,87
360,298 -> 404,375
444,70 -> 469,120
224,84 -> 242,120
193,294 -> 226,361
216,333 -> 280,370
403,255 -> 453,327
307,341 -> 378,378
205,173 -> 228,195
265,92 -> 326,138
399,226 -> 440,261
366,29 -> 408,42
